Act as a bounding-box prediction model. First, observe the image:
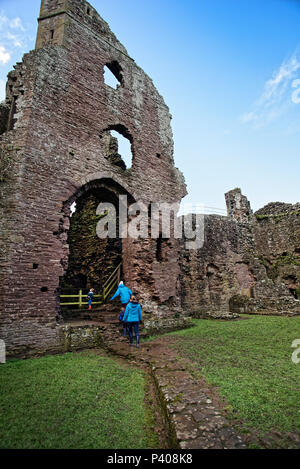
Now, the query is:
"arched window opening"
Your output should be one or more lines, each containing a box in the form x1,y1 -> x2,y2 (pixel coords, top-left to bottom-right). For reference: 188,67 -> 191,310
102,125 -> 133,170
104,61 -> 123,89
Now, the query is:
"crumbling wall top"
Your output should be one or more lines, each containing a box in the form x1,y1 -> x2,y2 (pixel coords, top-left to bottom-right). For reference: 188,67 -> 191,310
36,0 -> 129,56
225,188 -> 253,223
255,201 -> 300,217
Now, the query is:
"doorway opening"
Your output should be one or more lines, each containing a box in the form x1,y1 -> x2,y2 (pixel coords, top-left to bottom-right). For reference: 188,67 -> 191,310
58,179 -> 134,321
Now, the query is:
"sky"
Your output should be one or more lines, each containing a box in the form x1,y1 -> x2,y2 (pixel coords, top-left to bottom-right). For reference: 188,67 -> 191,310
0,0 -> 300,213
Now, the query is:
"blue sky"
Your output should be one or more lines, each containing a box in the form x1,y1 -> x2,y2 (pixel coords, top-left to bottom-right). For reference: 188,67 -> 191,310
0,0 -> 300,212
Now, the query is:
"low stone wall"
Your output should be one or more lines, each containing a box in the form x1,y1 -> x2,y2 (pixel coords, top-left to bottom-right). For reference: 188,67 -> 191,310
229,294 -> 300,314
3,321 -> 60,359
151,355 -> 246,449
106,336 -> 247,449
57,322 -> 103,352
3,309 -> 194,358
2,321 -> 104,358
190,310 -> 240,320
143,315 -> 194,336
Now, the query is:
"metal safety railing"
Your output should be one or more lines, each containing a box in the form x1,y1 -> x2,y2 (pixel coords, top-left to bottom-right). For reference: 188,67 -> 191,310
59,290 -> 103,307
59,262 -> 122,307
178,205 -> 227,217
103,262 -> 122,302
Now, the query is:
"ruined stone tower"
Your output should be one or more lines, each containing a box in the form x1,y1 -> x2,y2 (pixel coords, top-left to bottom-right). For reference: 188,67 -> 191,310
0,0 -> 186,356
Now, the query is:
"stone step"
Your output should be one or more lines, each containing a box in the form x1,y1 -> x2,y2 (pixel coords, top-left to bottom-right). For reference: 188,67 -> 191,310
61,316 -> 145,348
61,308 -> 121,324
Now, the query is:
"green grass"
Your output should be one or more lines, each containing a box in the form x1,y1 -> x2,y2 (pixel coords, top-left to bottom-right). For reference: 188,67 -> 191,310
0,351 -> 159,449
169,315 -> 300,437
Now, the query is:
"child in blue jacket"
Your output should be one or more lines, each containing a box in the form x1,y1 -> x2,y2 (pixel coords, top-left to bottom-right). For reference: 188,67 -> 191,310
87,288 -> 94,310
123,295 -> 142,348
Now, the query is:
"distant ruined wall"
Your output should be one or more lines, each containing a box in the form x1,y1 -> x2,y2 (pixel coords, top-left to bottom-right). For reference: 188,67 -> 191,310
253,201 -> 300,303
0,0 -> 186,356
180,189 -> 300,314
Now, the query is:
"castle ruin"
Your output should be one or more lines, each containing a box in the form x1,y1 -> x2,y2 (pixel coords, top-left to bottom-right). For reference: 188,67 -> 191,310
0,0 -> 299,357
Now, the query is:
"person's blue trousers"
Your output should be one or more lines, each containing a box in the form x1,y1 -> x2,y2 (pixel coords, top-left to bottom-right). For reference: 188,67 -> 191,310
122,322 -> 127,337
127,321 -> 140,345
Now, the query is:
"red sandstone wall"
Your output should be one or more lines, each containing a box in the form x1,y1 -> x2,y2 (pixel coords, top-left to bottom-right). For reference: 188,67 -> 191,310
0,0 -> 186,355
180,193 -> 300,315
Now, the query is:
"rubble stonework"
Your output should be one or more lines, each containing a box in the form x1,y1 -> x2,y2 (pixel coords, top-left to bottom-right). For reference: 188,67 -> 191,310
0,1 -> 299,357
180,188 -> 300,315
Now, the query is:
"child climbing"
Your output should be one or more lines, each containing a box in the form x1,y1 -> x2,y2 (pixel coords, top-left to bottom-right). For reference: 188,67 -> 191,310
87,288 -> 94,310
122,295 -> 142,348
110,281 -> 132,336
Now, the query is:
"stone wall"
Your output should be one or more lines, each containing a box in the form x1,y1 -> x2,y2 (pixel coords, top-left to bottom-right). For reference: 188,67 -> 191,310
58,322 -> 103,353
0,0 -> 186,356
180,189 -> 300,315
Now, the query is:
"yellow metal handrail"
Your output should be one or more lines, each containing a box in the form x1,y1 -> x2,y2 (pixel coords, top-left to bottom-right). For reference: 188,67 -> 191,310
59,263 -> 122,306
103,262 -> 122,302
103,262 -> 122,289
60,289 -> 103,307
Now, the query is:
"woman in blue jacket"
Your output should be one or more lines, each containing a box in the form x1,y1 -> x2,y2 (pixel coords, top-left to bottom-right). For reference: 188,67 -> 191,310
123,295 -> 142,348
110,281 -> 132,306
110,281 -> 133,336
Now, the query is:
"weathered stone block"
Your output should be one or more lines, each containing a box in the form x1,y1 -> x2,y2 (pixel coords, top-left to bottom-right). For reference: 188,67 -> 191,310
0,340 -> 5,364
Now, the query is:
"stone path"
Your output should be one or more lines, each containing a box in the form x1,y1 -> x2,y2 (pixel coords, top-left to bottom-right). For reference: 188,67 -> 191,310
100,325 -> 246,449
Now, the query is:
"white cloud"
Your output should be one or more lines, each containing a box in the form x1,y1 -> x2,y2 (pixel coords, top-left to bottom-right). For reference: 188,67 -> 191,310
5,32 -> 23,48
0,14 -> 8,30
0,16 -> 10,38
291,78 -> 300,104
9,17 -> 25,31
0,11 -> 28,63
241,111 -> 257,124
0,14 -> 24,32
0,44 -> 10,64
241,47 -> 300,128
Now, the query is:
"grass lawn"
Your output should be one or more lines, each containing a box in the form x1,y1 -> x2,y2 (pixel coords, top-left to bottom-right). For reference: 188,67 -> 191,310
0,351 -> 159,449
169,315 -> 300,443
